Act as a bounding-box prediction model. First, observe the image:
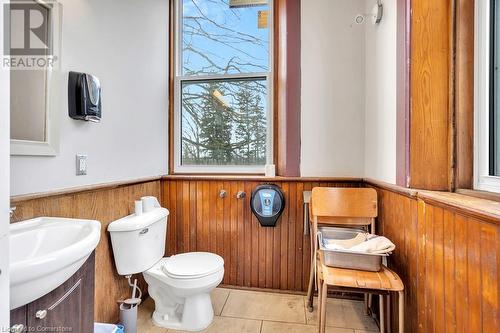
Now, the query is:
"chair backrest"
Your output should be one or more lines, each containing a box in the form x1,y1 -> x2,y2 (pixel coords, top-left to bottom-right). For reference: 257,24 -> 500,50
310,187 -> 378,227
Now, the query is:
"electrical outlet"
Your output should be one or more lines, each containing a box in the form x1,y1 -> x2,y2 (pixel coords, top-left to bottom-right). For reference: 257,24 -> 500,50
76,154 -> 87,175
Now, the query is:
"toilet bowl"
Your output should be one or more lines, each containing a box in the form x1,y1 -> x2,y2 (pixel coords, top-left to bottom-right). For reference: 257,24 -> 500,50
144,253 -> 224,331
107,197 -> 224,332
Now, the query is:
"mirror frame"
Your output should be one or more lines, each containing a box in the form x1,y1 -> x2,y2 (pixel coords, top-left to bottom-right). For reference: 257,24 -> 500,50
10,0 -> 62,156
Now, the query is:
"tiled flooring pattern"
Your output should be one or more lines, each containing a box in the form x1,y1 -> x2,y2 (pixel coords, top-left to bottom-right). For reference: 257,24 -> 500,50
137,288 -> 379,333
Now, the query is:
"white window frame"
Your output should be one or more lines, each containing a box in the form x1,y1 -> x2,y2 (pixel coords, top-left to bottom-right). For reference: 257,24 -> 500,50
172,0 -> 274,174
474,0 -> 500,192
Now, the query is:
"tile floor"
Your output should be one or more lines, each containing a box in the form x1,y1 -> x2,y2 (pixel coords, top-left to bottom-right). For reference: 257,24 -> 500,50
137,288 -> 379,333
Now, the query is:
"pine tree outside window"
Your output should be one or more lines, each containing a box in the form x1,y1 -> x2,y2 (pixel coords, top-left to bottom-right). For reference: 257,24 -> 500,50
173,0 -> 273,173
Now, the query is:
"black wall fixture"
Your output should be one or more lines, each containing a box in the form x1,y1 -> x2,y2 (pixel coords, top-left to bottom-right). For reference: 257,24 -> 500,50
68,71 -> 102,122
250,184 -> 285,227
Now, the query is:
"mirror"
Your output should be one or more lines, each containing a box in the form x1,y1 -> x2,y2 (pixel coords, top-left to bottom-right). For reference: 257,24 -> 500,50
11,63 -> 49,143
9,0 -> 61,156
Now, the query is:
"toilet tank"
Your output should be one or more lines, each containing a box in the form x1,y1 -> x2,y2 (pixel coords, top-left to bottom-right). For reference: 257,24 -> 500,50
108,207 -> 169,275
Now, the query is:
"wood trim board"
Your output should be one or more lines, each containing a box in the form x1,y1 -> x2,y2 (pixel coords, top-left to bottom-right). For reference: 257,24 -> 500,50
409,0 -> 454,190
10,176 -> 163,204
454,0 -> 475,189
396,0 -> 411,187
274,0 -> 301,177
163,175 -> 362,182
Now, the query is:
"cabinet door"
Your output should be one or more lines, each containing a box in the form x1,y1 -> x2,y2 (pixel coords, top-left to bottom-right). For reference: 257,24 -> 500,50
27,276 -> 83,332
26,254 -> 94,333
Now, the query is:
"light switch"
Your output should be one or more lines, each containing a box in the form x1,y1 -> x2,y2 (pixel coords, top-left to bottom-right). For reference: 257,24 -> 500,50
76,154 -> 87,175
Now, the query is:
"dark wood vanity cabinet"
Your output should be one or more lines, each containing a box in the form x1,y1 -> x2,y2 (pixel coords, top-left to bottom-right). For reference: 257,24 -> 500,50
10,252 -> 95,333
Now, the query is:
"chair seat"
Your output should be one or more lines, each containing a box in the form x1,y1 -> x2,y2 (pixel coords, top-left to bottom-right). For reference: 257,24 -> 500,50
318,251 -> 404,292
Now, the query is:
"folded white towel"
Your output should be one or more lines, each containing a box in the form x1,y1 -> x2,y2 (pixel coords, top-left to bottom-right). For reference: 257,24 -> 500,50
321,233 -> 395,254
322,233 -> 368,250
348,235 -> 395,254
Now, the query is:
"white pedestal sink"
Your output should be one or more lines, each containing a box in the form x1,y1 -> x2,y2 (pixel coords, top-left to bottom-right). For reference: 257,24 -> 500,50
9,217 -> 101,310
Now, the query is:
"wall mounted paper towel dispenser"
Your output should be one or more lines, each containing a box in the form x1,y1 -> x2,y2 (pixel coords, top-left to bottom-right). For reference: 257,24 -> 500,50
68,71 -> 102,122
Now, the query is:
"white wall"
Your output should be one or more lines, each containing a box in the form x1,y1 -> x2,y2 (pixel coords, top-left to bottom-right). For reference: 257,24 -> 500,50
301,0 -> 367,177
10,0 -> 169,196
10,0 -> 398,195
301,0 -> 397,181
364,0 -> 397,183
0,0 -> 10,328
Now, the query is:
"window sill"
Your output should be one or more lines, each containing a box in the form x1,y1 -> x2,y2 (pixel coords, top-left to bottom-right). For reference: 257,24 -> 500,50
456,188 -> 500,203
163,175 -> 363,182
418,190 -> 500,225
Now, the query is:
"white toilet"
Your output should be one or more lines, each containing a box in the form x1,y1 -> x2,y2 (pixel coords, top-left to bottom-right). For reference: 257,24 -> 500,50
108,197 -> 224,331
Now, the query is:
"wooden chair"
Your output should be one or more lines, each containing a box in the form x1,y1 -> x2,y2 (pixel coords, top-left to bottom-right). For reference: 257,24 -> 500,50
306,187 -> 377,312
306,187 -> 404,333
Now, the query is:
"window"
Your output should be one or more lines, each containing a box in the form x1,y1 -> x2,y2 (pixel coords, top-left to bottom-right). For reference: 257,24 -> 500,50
173,0 -> 273,173
475,0 -> 500,191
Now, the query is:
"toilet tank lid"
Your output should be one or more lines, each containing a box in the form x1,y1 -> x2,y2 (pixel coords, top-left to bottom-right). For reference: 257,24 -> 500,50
107,208 -> 169,232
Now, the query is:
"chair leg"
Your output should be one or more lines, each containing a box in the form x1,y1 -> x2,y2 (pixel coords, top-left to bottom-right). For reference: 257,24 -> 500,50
306,232 -> 315,312
319,281 -> 327,333
398,291 -> 404,333
387,294 -> 391,333
366,223 -> 374,316
379,295 -> 385,333
306,261 -> 315,312
317,280 -> 323,333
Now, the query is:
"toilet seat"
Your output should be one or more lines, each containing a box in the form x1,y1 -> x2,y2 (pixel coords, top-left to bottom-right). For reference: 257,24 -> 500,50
162,252 -> 224,279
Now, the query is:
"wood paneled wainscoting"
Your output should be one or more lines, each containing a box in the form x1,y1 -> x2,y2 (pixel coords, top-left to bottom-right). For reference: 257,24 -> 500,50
367,180 -> 500,333
161,176 -> 362,292
10,179 -> 162,324
9,176 -> 361,324
11,176 -> 499,331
